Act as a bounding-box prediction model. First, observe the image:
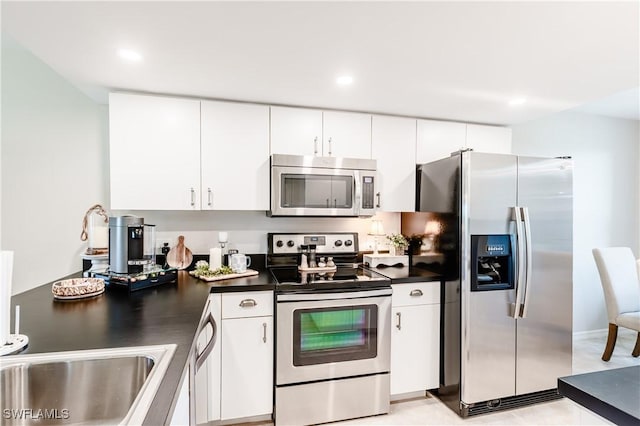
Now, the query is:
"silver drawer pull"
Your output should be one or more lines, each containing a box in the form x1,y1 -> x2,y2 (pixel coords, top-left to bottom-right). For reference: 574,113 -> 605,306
262,322 -> 267,343
239,299 -> 257,308
410,289 -> 423,297
396,312 -> 402,330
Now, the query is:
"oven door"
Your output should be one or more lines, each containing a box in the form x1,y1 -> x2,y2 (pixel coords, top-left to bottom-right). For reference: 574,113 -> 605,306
276,288 -> 391,385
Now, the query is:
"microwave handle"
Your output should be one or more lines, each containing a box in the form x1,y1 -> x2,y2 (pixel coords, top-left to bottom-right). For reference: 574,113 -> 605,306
354,172 -> 361,216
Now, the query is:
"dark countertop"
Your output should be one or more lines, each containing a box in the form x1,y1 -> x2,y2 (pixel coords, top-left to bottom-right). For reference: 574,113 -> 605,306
558,366 -> 640,425
9,268 -> 276,425
366,265 -> 443,283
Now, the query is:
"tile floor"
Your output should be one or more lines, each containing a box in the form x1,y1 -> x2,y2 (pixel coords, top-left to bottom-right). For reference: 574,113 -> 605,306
336,328 -> 640,426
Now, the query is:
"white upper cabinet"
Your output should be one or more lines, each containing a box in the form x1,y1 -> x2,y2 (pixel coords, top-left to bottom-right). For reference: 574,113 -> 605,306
271,106 -> 372,158
465,124 -> 512,154
201,101 -> 270,210
372,115 -> 416,212
270,106 -> 323,156
109,93 -> 201,210
417,121 -> 511,164
322,110 -> 372,158
416,120 -> 467,164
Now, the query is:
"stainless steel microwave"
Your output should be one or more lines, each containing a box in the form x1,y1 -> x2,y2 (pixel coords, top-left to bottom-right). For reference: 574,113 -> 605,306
269,154 -> 378,217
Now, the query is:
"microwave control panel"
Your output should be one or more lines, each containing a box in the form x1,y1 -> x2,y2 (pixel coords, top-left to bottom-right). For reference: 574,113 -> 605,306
362,176 -> 375,209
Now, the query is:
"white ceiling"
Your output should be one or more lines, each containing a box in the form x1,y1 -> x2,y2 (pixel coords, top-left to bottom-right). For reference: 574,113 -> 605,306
2,1 -> 639,125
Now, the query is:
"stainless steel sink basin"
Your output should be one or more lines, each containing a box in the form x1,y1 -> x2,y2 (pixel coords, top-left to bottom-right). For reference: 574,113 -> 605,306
0,344 -> 176,425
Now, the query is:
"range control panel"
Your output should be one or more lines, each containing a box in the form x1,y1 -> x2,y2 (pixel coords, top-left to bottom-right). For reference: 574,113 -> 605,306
269,233 -> 358,254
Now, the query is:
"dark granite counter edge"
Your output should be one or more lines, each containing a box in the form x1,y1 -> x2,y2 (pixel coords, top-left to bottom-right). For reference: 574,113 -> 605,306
558,369 -> 640,426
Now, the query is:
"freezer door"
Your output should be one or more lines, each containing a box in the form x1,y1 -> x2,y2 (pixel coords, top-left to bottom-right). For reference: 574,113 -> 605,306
462,152 -> 518,404
516,157 -> 573,395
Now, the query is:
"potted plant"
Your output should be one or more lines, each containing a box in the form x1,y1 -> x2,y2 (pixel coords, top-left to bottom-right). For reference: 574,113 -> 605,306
386,233 -> 408,256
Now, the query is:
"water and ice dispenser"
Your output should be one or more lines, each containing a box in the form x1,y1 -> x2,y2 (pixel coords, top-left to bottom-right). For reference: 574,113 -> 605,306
470,235 -> 514,291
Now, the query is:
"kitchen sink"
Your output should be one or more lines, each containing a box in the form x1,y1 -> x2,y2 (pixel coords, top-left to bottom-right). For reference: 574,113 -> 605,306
0,344 -> 176,425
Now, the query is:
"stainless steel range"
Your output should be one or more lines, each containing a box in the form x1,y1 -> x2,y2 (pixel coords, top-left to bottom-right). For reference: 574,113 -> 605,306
268,232 -> 392,426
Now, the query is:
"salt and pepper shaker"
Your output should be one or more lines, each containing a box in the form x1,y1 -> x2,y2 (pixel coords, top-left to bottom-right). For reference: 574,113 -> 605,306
327,257 -> 335,268
318,257 -> 326,268
300,244 -> 309,268
308,244 -> 317,268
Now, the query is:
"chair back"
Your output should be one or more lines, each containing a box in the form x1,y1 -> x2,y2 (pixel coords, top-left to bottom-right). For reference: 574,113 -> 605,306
592,247 -> 640,323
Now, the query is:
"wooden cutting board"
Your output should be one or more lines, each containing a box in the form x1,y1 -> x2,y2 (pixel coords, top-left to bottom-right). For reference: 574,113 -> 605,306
189,269 -> 259,282
166,235 -> 193,270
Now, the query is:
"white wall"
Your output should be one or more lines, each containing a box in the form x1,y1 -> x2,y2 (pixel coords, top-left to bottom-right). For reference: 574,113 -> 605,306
1,36 -> 109,295
511,111 -> 640,333
111,210 -> 400,256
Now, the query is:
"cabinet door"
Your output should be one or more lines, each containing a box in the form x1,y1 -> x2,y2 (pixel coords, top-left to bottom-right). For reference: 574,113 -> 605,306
465,124 -> 512,154
323,110 -> 372,158
371,115 -> 416,212
201,101 -> 270,210
221,316 -> 273,420
109,93 -> 201,210
390,304 -> 440,395
416,120 -> 466,164
270,106 -> 322,156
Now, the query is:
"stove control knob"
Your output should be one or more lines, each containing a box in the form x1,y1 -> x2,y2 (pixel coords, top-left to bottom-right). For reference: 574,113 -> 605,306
276,240 -> 284,248
287,240 -> 295,247
334,240 -> 343,247
345,239 -> 353,247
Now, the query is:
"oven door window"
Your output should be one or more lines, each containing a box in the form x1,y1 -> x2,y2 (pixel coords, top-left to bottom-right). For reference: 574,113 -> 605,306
281,174 -> 353,209
293,304 -> 377,366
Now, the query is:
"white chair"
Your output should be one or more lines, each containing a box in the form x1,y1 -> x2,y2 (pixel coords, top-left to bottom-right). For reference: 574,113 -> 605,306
592,247 -> 640,361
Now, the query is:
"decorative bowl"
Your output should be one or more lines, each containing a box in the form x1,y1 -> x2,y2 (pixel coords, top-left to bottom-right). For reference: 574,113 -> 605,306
52,277 -> 105,299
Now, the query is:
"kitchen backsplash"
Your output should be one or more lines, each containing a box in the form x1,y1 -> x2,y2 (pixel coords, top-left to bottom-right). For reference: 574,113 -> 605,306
110,210 -> 401,254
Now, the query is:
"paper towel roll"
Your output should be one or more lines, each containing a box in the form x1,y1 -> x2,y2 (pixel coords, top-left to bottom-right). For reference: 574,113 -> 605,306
1,251 -> 14,346
209,248 -> 222,270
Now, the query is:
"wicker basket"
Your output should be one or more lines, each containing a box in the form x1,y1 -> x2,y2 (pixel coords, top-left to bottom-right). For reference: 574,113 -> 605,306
52,277 -> 105,299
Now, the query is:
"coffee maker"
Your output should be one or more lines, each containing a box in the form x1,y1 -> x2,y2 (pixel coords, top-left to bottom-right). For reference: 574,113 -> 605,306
98,215 -> 177,292
108,216 -> 154,274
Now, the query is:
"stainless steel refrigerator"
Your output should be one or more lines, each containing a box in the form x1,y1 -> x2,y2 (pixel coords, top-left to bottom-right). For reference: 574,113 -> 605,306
416,150 -> 573,417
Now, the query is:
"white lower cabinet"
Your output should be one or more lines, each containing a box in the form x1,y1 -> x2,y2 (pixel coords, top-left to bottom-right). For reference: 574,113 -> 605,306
221,315 -> 274,419
390,282 -> 440,396
195,291 -> 273,423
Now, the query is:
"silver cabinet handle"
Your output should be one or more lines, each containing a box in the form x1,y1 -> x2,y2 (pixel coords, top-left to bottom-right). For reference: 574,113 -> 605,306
262,322 -> 267,343
239,299 -> 257,308
314,137 -> 318,155
207,188 -> 213,207
190,188 -> 195,207
334,199 -> 337,208
396,312 -> 401,330
195,313 -> 217,371
328,137 -> 332,156
376,192 -> 381,208
326,198 -> 330,208
410,289 -> 423,297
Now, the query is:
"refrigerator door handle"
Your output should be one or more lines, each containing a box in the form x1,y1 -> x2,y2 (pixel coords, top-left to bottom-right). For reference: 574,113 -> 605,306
512,206 -> 526,318
520,207 -> 533,318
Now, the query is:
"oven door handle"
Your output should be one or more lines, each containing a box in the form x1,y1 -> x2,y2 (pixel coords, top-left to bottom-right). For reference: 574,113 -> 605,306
277,288 -> 392,302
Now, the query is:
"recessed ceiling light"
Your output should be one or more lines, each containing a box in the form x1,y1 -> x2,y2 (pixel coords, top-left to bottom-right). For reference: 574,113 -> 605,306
336,75 -> 353,86
508,97 -> 527,106
118,48 -> 142,62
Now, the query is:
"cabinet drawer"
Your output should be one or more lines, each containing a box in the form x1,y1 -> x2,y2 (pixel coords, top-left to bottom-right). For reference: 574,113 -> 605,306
392,282 -> 440,307
222,291 -> 273,319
